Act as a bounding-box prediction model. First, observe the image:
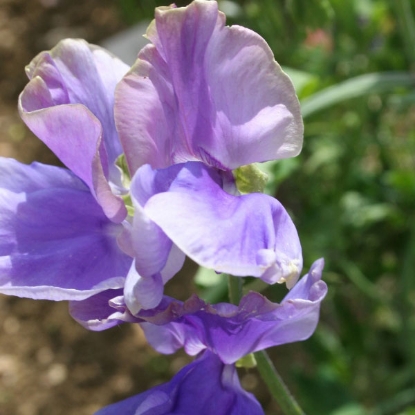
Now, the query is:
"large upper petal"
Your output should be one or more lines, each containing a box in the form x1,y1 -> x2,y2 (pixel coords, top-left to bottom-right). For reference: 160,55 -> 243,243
95,350 -> 264,415
131,162 -> 302,286
0,158 -> 132,300
19,39 -> 129,222
116,0 -> 303,174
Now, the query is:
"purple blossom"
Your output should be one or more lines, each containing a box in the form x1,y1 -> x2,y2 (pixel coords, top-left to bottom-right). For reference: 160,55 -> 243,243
115,0 -> 303,175
121,161 -> 302,312
107,0 -> 304,310
0,5 -> 324,412
1,1 -> 304,311
70,260 -> 327,363
19,38 -> 128,221
95,350 -> 264,415
0,40 -> 132,301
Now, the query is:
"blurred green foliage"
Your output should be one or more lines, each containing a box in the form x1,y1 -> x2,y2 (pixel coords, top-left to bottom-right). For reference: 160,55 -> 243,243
117,0 -> 415,413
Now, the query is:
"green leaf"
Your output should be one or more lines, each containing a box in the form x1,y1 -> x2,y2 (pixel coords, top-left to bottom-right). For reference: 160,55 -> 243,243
294,365 -> 354,414
301,72 -> 415,118
371,388 -> 415,415
286,0 -> 334,29
282,66 -> 319,96
330,404 -> 367,415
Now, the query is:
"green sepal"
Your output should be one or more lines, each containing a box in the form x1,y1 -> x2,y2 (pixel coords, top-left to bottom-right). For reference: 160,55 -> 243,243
123,196 -> 135,217
116,153 -> 132,189
116,153 -> 134,215
234,164 -> 269,194
235,353 -> 257,369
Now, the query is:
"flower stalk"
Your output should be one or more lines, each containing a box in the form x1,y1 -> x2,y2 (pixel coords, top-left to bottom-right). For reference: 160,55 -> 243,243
254,351 -> 306,415
228,274 -> 307,415
227,274 -> 243,305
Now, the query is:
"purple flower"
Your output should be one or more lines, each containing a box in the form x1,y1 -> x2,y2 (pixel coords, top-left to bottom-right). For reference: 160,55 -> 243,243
109,0 -> 304,310
19,38 -> 128,221
95,350 -> 264,415
0,40 -> 132,301
70,260 -> 327,363
115,0 -> 303,175
121,162 -> 302,312
1,1 -> 304,309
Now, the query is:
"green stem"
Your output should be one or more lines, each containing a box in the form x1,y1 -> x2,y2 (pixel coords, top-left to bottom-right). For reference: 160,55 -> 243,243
254,351 -> 306,415
394,0 -> 415,67
227,274 -> 243,305
399,217 -> 415,377
227,275 -> 306,415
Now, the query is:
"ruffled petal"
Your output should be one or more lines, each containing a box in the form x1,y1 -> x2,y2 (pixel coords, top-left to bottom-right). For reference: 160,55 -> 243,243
71,261 -> 326,365
0,158 -> 132,300
19,39 -> 128,222
95,350 -> 264,415
116,0 -> 302,174
140,260 -> 326,364
131,162 -> 302,287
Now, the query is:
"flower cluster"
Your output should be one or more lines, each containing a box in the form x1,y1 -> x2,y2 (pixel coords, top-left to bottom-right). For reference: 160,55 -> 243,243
0,1 -> 327,413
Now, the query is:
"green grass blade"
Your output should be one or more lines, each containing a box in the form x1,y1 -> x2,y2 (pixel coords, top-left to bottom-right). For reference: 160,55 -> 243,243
301,72 -> 415,118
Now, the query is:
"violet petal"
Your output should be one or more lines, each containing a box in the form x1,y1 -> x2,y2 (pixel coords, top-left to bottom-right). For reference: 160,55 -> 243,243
19,39 -> 128,222
141,260 -> 326,364
116,0 -> 303,174
131,162 -> 302,287
0,158 -> 131,300
95,350 -> 264,415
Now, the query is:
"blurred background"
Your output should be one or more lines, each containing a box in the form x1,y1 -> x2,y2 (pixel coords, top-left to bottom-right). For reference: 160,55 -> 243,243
0,0 -> 415,414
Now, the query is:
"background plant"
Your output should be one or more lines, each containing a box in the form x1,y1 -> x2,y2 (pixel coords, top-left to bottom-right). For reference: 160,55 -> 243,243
116,0 -> 415,413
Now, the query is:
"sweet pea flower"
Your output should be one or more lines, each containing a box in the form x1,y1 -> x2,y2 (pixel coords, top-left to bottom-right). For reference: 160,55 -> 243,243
0,40 -> 132,301
116,0 -> 303,174
95,350 -> 265,415
1,0 -> 304,312
70,259 -> 327,364
20,38 -> 128,221
121,161 -> 302,312
114,0 -> 304,310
